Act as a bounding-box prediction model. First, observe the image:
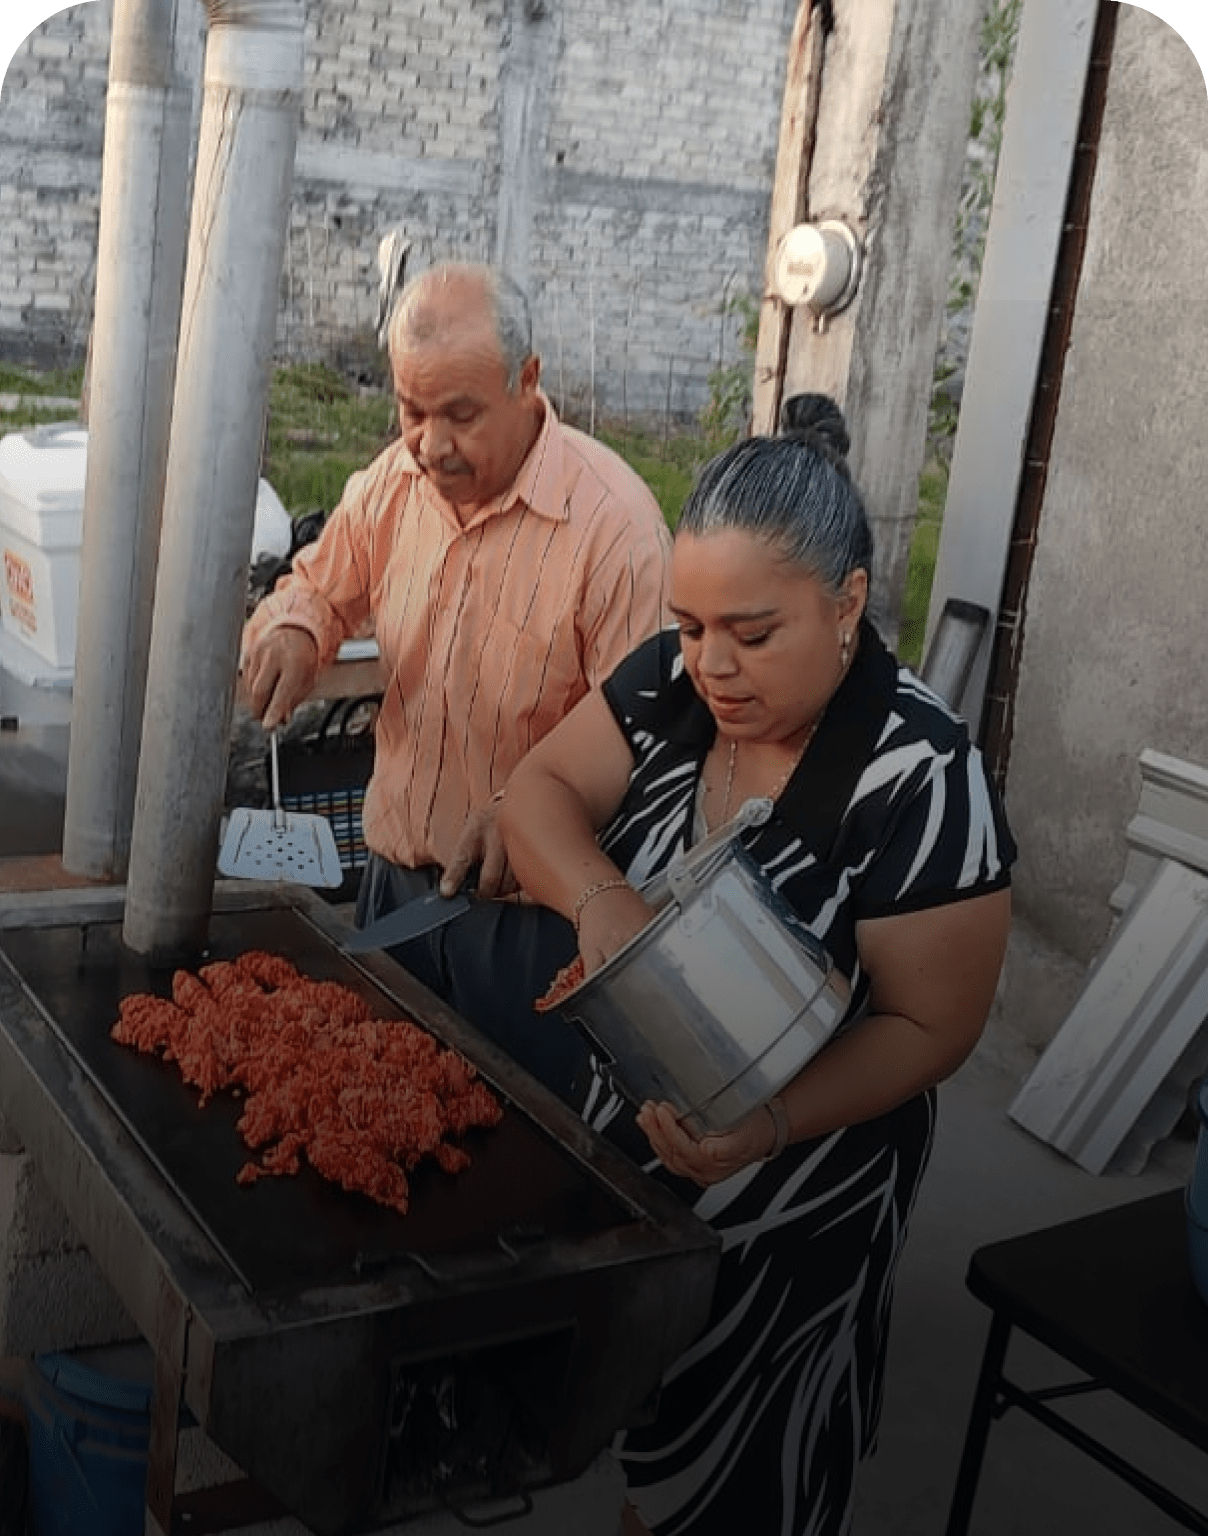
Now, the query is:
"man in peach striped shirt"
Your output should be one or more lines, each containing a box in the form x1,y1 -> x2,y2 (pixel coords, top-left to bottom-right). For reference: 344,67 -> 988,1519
242,262 -> 669,1090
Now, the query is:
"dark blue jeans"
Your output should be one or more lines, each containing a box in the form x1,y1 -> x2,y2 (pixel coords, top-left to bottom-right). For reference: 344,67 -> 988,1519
355,853 -> 588,1102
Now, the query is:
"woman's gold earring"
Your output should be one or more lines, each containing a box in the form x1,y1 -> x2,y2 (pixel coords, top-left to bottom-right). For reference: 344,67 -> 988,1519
840,632 -> 851,670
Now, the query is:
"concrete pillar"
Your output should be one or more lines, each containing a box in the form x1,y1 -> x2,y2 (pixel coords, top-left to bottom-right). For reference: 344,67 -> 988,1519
123,0 -> 305,961
61,0 -> 194,881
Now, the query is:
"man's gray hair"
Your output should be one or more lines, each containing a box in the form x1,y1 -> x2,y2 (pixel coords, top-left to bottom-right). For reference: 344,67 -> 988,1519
389,263 -> 533,389
490,270 -> 533,387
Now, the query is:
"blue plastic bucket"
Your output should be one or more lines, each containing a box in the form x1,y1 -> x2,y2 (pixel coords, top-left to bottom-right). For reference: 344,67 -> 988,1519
24,1344 -> 154,1536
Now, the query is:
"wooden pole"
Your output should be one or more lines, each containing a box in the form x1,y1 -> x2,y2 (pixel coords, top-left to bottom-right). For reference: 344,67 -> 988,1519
750,0 -> 829,436
754,0 -> 987,644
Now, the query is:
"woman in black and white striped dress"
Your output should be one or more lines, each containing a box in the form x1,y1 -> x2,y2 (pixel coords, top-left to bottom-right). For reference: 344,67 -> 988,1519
500,395 -> 1015,1536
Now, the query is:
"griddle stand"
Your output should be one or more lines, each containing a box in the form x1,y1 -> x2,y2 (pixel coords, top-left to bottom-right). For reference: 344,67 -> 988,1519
0,881 -> 720,1535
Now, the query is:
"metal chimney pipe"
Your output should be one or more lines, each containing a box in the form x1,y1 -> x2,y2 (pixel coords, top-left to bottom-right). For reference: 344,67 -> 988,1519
61,0 -> 194,881
123,0 -> 305,962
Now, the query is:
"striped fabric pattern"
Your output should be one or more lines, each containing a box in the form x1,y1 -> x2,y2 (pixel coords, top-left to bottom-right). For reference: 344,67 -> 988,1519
243,396 -> 670,871
608,1096 -> 936,1536
573,624 -> 1014,1535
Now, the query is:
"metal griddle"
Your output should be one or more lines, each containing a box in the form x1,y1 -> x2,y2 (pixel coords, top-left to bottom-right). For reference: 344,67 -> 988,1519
0,886 -> 719,1536
0,907 -> 625,1294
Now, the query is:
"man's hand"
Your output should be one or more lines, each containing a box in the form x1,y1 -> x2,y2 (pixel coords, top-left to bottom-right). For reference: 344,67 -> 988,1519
440,796 -> 517,899
242,627 -> 320,730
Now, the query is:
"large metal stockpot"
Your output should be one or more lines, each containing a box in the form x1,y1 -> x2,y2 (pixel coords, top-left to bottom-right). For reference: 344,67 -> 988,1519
560,800 -> 852,1135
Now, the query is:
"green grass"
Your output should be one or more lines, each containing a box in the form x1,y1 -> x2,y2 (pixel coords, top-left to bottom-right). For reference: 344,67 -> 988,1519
597,424 -> 703,530
262,370 -> 706,530
262,362 -> 397,517
0,360 -> 946,651
598,425 -> 947,658
0,362 -> 86,430
897,457 -> 948,668
264,367 -> 948,648
0,402 -> 82,429
0,361 -> 85,397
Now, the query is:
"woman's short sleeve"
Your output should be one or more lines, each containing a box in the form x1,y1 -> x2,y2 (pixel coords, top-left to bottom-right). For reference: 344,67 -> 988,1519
601,630 -> 705,747
850,734 -> 1015,921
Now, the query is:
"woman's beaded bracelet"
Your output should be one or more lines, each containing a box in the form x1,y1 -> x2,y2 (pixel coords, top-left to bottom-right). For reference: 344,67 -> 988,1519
571,877 -> 630,931
763,1095 -> 791,1159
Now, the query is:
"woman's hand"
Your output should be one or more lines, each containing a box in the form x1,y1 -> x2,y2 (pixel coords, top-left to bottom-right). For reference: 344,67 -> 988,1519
636,1099 -> 778,1185
575,884 -> 656,974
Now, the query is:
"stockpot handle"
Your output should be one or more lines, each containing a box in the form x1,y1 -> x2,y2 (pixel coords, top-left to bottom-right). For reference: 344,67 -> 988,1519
666,794 -> 774,902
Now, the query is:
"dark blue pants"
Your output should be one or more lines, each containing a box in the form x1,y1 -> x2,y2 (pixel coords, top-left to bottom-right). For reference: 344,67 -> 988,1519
355,853 -> 588,1102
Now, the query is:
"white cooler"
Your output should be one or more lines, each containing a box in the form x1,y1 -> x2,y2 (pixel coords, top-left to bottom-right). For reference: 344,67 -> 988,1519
0,422 -> 87,670
0,422 -> 294,675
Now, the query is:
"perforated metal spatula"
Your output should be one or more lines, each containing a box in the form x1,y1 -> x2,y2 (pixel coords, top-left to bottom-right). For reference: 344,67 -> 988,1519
218,729 -> 344,888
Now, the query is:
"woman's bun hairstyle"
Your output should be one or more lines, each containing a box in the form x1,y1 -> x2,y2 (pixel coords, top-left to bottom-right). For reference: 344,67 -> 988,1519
779,392 -> 851,477
678,389 -> 872,597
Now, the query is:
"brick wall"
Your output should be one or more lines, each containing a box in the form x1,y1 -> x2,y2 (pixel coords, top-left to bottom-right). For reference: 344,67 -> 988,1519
0,1 -> 111,363
0,0 -> 795,422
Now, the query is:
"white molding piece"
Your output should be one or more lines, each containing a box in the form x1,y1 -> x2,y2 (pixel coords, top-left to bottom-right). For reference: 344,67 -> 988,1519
1009,856 -> 1208,1173
1110,748 -> 1208,913
1111,1022 -> 1208,1176
923,0 -> 1099,732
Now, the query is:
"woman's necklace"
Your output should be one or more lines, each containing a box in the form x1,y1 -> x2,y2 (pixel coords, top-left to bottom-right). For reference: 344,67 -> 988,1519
715,716 -> 821,829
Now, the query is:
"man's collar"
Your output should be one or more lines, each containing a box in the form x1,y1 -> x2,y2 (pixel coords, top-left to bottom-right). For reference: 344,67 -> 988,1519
500,389 -> 567,523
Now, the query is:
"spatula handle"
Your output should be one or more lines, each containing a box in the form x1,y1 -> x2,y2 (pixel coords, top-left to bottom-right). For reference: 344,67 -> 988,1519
269,729 -> 286,829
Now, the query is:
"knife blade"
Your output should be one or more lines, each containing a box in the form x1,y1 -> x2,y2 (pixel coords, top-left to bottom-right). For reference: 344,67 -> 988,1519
344,888 -> 473,951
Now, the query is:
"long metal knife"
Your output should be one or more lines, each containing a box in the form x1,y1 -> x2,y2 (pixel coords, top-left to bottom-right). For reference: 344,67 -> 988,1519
344,888 -> 473,951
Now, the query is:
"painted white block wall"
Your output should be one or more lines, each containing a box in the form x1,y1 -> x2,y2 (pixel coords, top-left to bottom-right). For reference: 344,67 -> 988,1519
0,0 -> 795,420
1005,6 -> 1208,968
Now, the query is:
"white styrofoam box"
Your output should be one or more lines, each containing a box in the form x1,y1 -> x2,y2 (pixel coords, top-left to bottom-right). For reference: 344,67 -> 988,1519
0,422 -> 88,546
0,528 -> 82,669
0,423 -> 87,669
0,623 -> 73,691
0,421 -> 291,671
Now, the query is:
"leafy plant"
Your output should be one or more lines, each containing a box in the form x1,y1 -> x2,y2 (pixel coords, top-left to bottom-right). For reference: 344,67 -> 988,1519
928,0 -> 1022,463
599,425 -> 700,530
907,0 -> 1021,659
898,458 -> 949,668
699,292 -> 760,456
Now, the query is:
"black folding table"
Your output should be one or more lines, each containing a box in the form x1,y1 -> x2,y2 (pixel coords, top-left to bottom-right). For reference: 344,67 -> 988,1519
946,1188 -> 1208,1534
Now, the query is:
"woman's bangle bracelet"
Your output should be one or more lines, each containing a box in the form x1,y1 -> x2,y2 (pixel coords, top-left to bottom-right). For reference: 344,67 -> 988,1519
571,877 -> 630,931
763,1095 -> 791,1159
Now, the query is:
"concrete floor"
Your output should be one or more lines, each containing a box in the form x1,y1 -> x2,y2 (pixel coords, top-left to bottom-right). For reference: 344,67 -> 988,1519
1,717 -> 1206,1534
854,1020 -> 1203,1536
